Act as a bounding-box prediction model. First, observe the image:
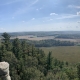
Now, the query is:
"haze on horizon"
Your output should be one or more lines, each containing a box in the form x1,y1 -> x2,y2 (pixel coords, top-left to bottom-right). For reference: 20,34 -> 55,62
0,0 -> 80,32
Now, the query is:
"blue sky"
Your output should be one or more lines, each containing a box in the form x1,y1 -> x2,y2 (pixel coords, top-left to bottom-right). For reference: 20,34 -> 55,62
0,0 -> 80,32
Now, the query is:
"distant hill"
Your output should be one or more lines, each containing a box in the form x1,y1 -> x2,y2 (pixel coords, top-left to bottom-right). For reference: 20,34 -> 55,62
0,31 -> 80,38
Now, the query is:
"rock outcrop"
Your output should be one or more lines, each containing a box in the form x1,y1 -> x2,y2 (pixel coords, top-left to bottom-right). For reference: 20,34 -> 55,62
0,62 -> 11,80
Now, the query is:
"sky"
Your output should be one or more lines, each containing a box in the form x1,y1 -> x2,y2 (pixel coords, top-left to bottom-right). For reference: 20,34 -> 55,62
0,0 -> 80,32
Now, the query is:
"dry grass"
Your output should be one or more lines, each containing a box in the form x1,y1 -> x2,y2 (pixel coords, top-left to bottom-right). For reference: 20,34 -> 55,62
40,46 -> 80,63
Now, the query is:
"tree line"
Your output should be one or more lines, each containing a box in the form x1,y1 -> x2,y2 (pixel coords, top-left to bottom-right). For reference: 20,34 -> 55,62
56,34 -> 80,39
25,39 -> 74,47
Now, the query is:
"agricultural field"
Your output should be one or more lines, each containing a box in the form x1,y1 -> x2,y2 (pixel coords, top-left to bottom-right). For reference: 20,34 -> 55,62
1,31 -> 80,42
40,46 -> 80,63
10,35 -> 55,41
10,35 -> 80,43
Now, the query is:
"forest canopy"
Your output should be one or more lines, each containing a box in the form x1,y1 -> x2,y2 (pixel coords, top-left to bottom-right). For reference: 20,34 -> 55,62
0,32 -> 80,80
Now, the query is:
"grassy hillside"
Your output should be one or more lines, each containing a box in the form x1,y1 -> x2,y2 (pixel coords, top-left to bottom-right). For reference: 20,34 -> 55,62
40,46 -> 80,63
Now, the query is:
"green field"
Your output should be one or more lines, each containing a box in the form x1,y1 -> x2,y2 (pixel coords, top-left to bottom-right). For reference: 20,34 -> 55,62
40,46 -> 80,63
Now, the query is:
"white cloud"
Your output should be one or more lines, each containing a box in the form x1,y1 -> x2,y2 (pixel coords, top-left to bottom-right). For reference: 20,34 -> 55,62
32,0 -> 39,5
12,17 -> 14,19
50,13 -> 58,16
68,5 -> 73,8
68,5 -> 80,9
36,7 -> 42,11
0,0 -> 22,6
32,18 -> 35,20
77,11 -> 80,15
14,8 -> 28,16
0,28 -> 5,32
76,6 -> 80,8
57,14 -> 78,19
36,9 -> 39,11
50,19 -> 53,20
13,0 -> 39,16
43,21 -> 45,22
22,21 -> 25,22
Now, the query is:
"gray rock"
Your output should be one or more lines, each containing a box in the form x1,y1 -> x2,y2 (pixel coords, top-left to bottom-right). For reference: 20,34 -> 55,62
0,62 -> 11,80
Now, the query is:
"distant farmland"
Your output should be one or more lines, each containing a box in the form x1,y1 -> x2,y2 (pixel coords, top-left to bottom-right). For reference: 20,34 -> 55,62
10,35 -> 80,43
10,35 -> 55,41
40,46 -> 80,63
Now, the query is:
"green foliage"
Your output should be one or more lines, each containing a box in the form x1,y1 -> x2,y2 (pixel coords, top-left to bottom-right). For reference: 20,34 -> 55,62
65,68 -> 77,80
0,44 -> 6,61
2,32 -> 11,40
26,39 -> 74,47
77,63 -> 80,80
2,32 -> 12,51
21,67 -> 44,80
12,38 -> 22,59
46,52 -> 53,71
0,32 -> 79,80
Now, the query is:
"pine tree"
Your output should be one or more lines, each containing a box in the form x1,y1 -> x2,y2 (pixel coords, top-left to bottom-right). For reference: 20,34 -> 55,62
1,32 -> 12,51
77,63 -> 80,80
0,44 -> 6,61
46,51 -> 53,71
12,38 -> 22,59
21,41 -> 27,53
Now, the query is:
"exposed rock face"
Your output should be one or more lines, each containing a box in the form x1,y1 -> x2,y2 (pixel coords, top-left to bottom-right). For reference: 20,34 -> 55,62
0,62 -> 11,80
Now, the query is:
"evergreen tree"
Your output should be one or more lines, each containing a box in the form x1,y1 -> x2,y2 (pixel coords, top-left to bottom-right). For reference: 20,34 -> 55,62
46,51 -> 53,71
21,41 -> 27,53
77,63 -> 80,80
1,32 -> 12,51
12,38 -> 22,59
0,44 -> 6,61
